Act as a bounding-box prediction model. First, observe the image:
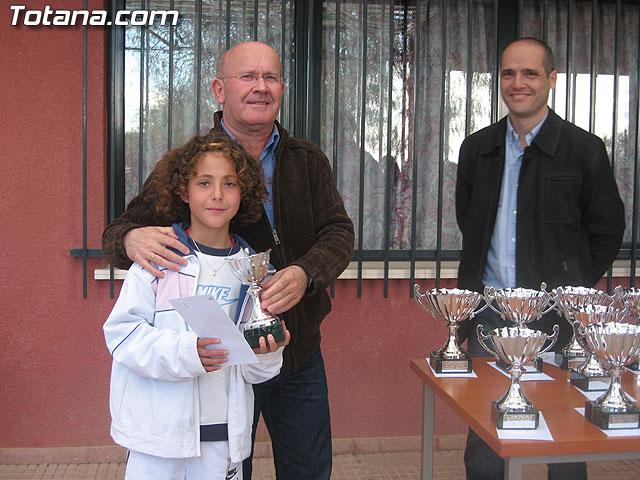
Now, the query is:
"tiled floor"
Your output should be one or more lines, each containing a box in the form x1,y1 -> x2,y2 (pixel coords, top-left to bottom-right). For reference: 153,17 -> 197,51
1,451 -> 640,479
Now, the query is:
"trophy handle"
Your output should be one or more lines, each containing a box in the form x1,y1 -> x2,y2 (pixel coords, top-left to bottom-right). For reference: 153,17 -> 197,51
476,324 -> 497,356
414,284 -> 432,314
538,283 -> 557,315
538,324 -> 560,355
572,320 -> 589,350
483,286 -> 503,316
472,297 -> 490,317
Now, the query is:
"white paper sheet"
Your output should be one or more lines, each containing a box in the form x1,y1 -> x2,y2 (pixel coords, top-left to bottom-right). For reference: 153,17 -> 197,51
575,408 -> 640,437
496,412 -> 554,440
170,295 -> 258,366
488,361 -> 554,382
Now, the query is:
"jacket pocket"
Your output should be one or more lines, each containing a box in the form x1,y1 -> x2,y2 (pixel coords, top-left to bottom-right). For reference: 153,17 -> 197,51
542,172 -> 582,224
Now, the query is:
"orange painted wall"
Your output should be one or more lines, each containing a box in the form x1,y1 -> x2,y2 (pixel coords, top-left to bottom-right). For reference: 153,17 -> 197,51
0,1 -> 636,454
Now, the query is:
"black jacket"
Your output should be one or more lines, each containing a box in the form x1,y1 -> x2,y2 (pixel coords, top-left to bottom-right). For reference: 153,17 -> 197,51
103,112 -> 355,374
455,109 -> 625,342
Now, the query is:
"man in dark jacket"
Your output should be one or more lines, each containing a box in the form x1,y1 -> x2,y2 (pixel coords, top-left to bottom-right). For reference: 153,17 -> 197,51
455,37 -> 625,480
102,41 -> 354,480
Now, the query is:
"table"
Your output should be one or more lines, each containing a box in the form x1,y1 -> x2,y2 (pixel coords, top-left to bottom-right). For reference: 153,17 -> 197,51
410,357 -> 640,480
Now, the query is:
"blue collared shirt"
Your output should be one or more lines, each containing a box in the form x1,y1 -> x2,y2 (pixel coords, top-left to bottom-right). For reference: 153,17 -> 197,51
482,110 -> 548,289
220,119 -> 280,226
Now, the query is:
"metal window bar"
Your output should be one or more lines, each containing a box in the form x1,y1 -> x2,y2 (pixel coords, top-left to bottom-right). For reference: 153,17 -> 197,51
491,0 -> 498,124
632,5 -> 640,287
281,0 -> 288,126
138,1 -> 146,194
435,0 -> 447,289
464,0 -> 473,137
383,0 -> 394,298
82,0 -> 88,299
330,0 -> 341,300
167,0 -> 175,150
226,0 -> 231,50
356,0 -> 369,298
565,0 -> 573,122
195,0 -> 203,132
409,0 -> 421,297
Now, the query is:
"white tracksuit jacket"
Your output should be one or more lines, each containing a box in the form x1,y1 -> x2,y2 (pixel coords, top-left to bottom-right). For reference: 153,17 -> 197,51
104,230 -> 282,461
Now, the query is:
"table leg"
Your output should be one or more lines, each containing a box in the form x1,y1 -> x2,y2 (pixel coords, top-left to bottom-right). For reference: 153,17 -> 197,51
421,384 -> 435,480
504,457 -> 523,480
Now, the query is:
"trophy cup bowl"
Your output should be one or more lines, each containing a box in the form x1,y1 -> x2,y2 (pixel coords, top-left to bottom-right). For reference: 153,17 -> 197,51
614,286 -> 640,370
477,324 -> 559,429
577,322 -> 640,429
552,286 -> 611,369
483,283 -> 555,372
569,304 -> 629,391
226,250 -> 285,348
414,285 -> 487,373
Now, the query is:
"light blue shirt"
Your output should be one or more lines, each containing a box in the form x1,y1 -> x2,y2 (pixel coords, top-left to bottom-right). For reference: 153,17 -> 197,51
221,118 -> 280,226
482,110 -> 548,289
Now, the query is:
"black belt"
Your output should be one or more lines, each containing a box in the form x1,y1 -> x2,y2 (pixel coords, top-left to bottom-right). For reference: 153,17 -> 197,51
200,423 -> 228,442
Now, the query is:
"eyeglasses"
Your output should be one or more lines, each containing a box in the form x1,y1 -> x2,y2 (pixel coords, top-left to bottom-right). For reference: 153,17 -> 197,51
219,73 -> 282,85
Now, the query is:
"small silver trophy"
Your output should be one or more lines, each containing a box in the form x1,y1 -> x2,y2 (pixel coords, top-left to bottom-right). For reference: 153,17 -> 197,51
226,250 -> 286,348
483,283 -> 556,372
569,304 -> 629,391
477,324 -> 558,429
414,286 -> 487,373
552,286 -> 611,369
614,286 -> 640,371
577,322 -> 640,429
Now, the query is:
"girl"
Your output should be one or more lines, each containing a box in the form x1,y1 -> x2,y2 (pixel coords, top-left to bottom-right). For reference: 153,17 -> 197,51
104,133 -> 289,480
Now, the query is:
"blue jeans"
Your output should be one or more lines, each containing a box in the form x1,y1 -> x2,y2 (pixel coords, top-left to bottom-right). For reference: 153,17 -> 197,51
243,348 -> 332,480
464,310 -> 587,480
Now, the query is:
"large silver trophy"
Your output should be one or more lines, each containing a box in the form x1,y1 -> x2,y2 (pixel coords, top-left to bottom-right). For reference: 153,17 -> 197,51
552,286 -> 611,369
478,325 -> 558,429
226,250 -> 286,348
569,304 -> 629,391
614,286 -> 640,371
483,283 -> 556,372
576,322 -> 640,429
414,285 -> 487,373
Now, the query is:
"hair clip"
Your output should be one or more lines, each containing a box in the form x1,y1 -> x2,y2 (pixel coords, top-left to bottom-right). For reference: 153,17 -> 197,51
203,142 -> 226,150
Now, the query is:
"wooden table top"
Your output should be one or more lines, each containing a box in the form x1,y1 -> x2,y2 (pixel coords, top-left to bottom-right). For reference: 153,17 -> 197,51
411,357 -> 640,458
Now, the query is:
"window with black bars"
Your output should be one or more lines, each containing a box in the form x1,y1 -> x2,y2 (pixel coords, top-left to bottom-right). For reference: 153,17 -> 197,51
73,0 -> 640,298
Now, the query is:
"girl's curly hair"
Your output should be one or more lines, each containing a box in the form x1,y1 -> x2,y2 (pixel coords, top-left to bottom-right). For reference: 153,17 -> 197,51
144,132 -> 268,226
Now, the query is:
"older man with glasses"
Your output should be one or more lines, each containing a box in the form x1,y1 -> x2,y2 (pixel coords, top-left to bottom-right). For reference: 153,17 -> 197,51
102,41 -> 355,480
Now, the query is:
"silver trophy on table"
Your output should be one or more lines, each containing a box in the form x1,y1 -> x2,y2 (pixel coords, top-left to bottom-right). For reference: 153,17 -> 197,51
576,322 -> 640,429
552,286 -> 611,370
477,324 -> 558,429
614,286 -> 640,371
569,304 -> 629,391
226,250 -> 286,348
483,283 -> 556,372
414,285 -> 487,373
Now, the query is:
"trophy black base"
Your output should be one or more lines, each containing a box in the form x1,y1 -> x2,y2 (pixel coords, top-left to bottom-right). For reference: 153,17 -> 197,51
491,401 -> 539,429
569,371 -> 611,392
497,357 -> 543,374
244,320 -> 286,348
429,352 -> 472,373
585,400 -> 640,429
555,351 -> 587,370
